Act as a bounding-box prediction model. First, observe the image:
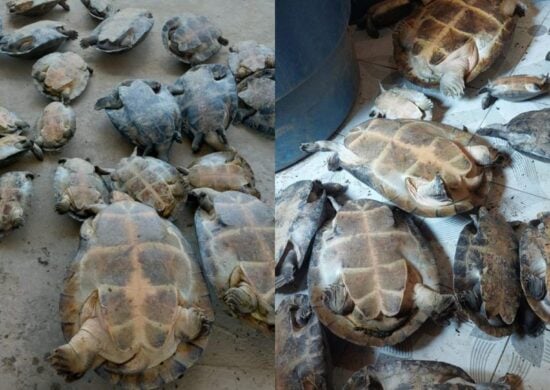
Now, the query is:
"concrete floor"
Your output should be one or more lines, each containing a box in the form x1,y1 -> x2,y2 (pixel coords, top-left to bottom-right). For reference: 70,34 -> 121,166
0,0 -> 274,389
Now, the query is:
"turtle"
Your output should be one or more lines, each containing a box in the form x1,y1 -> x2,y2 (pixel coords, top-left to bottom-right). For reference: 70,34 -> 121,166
95,79 -> 183,161
174,64 -> 237,152
453,207 -> 523,336
47,193 -> 213,387
0,20 -> 78,59
80,8 -> 154,53
275,180 -> 347,288
178,149 -> 260,198
228,40 -> 275,81
478,74 -> 549,109
343,360 -> 519,389
275,294 -> 329,390
161,13 -> 229,65
477,108 -> 550,163
0,106 -> 29,136
80,0 -> 115,20
0,134 -> 43,167
34,102 -> 76,152
0,171 -> 34,237
301,118 -> 498,218
370,85 -> 433,120
393,0 -> 526,97
235,68 -> 275,137
54,158 -> 110,221
96,153 -> 186,218
31,51 -> 93,103
308,199 -> 455,346
192,188 -> 275,333
6,0 -> 69,16
361,0 -> 417,38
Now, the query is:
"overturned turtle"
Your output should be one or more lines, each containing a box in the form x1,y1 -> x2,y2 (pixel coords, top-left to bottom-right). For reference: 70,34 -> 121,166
31,51 -> 93,102
235,68 -> 275,137
276,294 -> 329,390
301,118 -> 497,218
479,74 -> 549,109
370,85 -> 433,120
34,102 -> 76,151
6,0 -> 69,16
393,0 -> 525,97
228,40 -> 275,81
0,106 -> 29,136
95,79 -> 182,160
80,0 -> 115,20
192,188 -> 275,333
477,108 -> 550,163
96,154 -> 186,218
161,13 -> 228,65
0,171 -> 34,237
309,199 -> 455,346
174,64 -> 237,152
0,20 -> 77,59
276,180 -> 346,288
179,149 -> 260,198
80,8 -> 154,53
0,134 -> 43,167
54,158 -> 110,221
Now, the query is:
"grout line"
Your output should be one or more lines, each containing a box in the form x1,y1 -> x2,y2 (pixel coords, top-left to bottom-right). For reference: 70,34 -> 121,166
490,336 -> 510,382
489,181 -> 550,201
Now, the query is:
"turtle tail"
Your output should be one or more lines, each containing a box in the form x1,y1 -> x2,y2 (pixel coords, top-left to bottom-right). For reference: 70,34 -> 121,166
476,124 -> 507,140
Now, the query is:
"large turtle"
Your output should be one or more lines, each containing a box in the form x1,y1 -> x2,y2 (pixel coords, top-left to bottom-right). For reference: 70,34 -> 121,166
477,108 -> 550,163
393,0 -> 526,97
308,199 -> 454,346
192,188 -> 274,333
178,149 -> 260,198
80,8 -> 154,53
0,106 -> 29,136
235,68 -> 275,137
0,20 -> 77,59
174,64 -> 237,152
161,13 -> 228,65
0,171 -> 34,237
478,74 -> 549,109
0,134 -> 43,167
48,194 -> 213,387
276,180 -> 346,288
228,40 -> 275,82
6,0 -> 69,16
301,118 -> 497,218
80,0 -> 115,20
34,102 -> 76,152
275,294 -> 329,390
95,79 -> 183,161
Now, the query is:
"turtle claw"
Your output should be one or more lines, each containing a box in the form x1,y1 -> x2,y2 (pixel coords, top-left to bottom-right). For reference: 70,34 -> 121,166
48,345 -> 86,382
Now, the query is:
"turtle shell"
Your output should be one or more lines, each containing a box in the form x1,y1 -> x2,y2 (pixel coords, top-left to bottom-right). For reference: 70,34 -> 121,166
0,106 -> 29,136
236,69 -> 275,137
31,51 -> 92,102
80,0 -> 114,20
56,200 -> 213,387
308,199 -> 450,346
0,134 -> 43,167
193,189 -> 274,333
275,294 -> 329,390
228,40 -> 275,81
35,102 -> 76,151
161,13 -> 227,65
480,74 -> 548,105
6,0 -> 69,16
0,171 -> 34,236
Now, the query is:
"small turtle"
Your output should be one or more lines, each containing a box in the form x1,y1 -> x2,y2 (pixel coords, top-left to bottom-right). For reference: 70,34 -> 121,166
393,0 -> 526,96
0,20 -> 77,59
0,106 -> 29,136
0,134 -> 43,167
477,108 -> 550,163
192,188 -> 275,333
6,0 -> 69,16
96,153 -> 186,218
235,68 -> 275,136
370,85 -> 433,120
453,207 -> 522,336
362,0 -> 416,38
301,118 -> 497,218
54,158 -> 110,221
479,74 -> 549,109
0,171 -> 34,237
174,64 -> 237,152
228,40 -> 275,81
48,195 -> 213,386
275,294 -> 329,390
34,102 -> 76,152
80,0 -> 115,20
275,180 -> 346,288
95,79 -> 183,160
31,51 -> 93,103
309,199 -> 454,346
80,8 -> 154,53
178,149 -> 260,198
161,13 -> 228,65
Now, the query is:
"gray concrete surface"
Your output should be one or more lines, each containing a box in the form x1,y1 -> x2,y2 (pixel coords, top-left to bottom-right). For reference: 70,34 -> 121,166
0,0 -> 274,389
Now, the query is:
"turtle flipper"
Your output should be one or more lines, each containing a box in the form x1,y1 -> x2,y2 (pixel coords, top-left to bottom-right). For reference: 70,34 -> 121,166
525,273 -> 547,301
276,248 -> 299,289
94,92 -> 123,110
481,94 -> 497,109
324,283 -> 354,316
175,306 -> 210,341
224,282 -> 258,315
58,0 -> 70,11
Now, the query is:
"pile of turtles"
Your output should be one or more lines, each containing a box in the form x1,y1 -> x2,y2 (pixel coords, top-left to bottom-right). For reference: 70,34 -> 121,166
0,0 -> 274,388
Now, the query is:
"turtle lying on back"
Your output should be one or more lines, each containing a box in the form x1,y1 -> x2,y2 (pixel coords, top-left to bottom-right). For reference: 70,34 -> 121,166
0,172 -> 34,237
34,102 -> 76,152
6,0 -> 69,16
228,40 -> 275,81
370,85 -> 433,120
479,74 -> 549,109
0,106 -> 29,136
0,134 -> 43,167
235,69 -> 275,137
80,0 -> 115,20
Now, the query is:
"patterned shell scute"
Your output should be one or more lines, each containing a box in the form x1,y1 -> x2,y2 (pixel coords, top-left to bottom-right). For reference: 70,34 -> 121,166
236,68 -> 275,136
0,171 -> 33,235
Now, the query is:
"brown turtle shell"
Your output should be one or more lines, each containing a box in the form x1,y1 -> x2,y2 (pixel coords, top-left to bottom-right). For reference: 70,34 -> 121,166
0,171 -> 34,236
